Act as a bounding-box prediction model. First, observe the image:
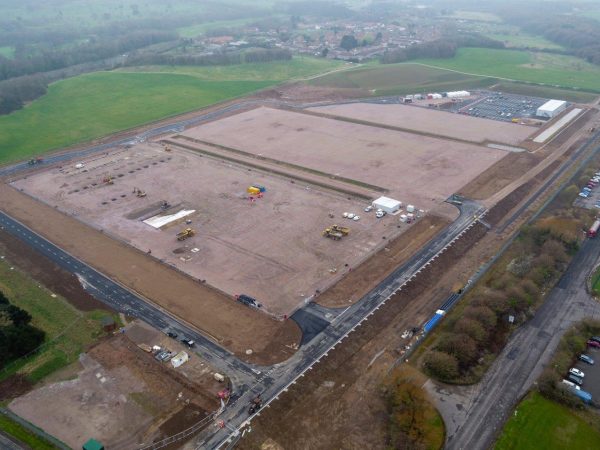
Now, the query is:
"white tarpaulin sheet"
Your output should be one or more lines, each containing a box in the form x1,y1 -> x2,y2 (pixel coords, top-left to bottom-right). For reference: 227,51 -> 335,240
171,351 -> 189,368
143,209 -> 195,229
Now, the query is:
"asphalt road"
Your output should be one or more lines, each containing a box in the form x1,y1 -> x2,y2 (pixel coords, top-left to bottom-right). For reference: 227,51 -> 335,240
0,433 -> 24,450
430,236 -> 600,450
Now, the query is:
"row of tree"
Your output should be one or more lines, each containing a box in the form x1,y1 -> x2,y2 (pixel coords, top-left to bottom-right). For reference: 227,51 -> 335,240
380,34 -> 504,64
0,290 -> 45,370
503,13 -> 600,65
423,225 -> 574,383
0,74 -> 48,115
0,30 -> 177,81
125,48 -> 291,67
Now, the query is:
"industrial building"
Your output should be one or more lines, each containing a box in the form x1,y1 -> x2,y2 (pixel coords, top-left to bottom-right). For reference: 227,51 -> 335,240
536,99 -> 567,118
372,196 -> 402,214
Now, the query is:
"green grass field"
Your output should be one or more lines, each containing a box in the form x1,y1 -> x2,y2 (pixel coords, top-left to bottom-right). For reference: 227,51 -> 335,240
484,32 -> 564,50
416,48 -> 600,92
0,414 -> 58,450
495,392 -> 600,450
0,259 -> 107,383
445,10 -> 502,23
119,57 -> 346,81
591,266 -> 600,296
0,57 -> 343,164
491,82 -> 598,103
177,17 -> 265,37
0,46 -> 14,58
310,62 -> 495,95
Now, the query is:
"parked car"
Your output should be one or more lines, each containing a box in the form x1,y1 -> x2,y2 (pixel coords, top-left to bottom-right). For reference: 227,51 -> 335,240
587,340 -> 600,348
567,373 -> 584,386
561,379 -> 581,390
364,206 -> 373,212
569,368 -> 585,378
579,354 -> 595,365
579,192 -> 590,198
166,330 -> 178,338
180,338 -> 195,348
590,336 -> 600,344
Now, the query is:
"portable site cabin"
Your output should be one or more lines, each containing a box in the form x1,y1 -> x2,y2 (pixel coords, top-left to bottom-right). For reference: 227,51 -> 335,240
372,196 -> 402,214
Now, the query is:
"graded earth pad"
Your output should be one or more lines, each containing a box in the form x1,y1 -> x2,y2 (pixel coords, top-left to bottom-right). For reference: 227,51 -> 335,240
11,144 -> 407,317
178,106 -> 507,210
308,103 -> 536,145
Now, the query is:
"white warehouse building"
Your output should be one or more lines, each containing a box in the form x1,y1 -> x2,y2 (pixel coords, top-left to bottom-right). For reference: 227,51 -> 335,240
372,196 -> 402,214
536,99 -> 567,118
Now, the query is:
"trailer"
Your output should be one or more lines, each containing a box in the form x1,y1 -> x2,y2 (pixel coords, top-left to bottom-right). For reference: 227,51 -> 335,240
588,220 -> 600,238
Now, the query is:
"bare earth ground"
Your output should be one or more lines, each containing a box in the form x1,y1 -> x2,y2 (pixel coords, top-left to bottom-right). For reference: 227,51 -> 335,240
12,144 -> 405,317
316,213 -> 452,308
308,103 -> 536,145
0,184 -> 301,364
8,328 -> 220,450
178,106 -> 507,210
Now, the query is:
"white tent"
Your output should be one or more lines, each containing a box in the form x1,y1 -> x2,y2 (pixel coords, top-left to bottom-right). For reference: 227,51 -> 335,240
372,196 -> 402,214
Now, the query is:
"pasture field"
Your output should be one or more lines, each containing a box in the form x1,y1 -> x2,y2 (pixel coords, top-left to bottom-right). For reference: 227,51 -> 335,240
119,57 -> 346,81
417,48 -> 600,92
0,72 -> 270,164
0,258 -> 105,383
310,63 -> 494,95
177,17 -> 269,37
484,32 -> 564,50
445,11 -> 502,22
491,82 -> 598,104
494,392 -> 600,450
0,46 -> 14,58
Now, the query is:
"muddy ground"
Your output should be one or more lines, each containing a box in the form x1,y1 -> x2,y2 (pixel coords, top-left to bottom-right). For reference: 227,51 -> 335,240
8,327 -> 221,450
309,102 -> 535,145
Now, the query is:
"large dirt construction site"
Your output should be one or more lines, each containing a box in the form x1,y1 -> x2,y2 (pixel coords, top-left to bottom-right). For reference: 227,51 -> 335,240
5,101 -> 546,359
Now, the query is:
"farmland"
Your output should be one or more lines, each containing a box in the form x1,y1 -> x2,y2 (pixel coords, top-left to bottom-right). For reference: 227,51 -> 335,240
310,62 -> 494,95
416,48 -> 600,92
0,58 -> 344,165
494,392 -> 600,450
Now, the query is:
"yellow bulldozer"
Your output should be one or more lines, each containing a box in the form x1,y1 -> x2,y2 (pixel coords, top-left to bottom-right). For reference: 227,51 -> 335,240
176,228 -> 195,241
322,224 -> 350,240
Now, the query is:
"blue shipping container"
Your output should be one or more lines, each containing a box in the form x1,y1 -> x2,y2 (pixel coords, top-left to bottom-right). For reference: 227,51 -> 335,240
424,313 -> 444,333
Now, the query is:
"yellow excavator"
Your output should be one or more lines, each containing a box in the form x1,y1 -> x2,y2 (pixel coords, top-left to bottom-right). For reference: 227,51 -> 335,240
176,228 -> 195,241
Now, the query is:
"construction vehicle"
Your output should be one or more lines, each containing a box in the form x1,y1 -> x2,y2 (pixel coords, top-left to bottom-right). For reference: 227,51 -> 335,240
331,224 -> 350,235
27,157 -> 43,165
103,175 -> 114,185
164,144 -> 172,152
132,187 -> 146,197
161,200 -> 171,210
323,225 -> 348,241
176,228 -> 195,241
249,395 -> 262,414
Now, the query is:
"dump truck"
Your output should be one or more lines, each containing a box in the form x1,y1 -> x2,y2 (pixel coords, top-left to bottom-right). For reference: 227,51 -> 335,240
323,224 -> 350,240
331,224 -> 350,235
103,175 -> 114,185
176,228 -> 195,241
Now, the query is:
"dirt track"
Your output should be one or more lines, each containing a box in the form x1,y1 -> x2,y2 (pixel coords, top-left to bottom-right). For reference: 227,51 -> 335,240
0,184 -> 300,363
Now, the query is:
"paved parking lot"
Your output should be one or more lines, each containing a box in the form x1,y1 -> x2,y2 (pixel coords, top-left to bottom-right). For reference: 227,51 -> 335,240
457,91 -> 551,123
570,346 -> 600,400
573,171 -> 600,210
